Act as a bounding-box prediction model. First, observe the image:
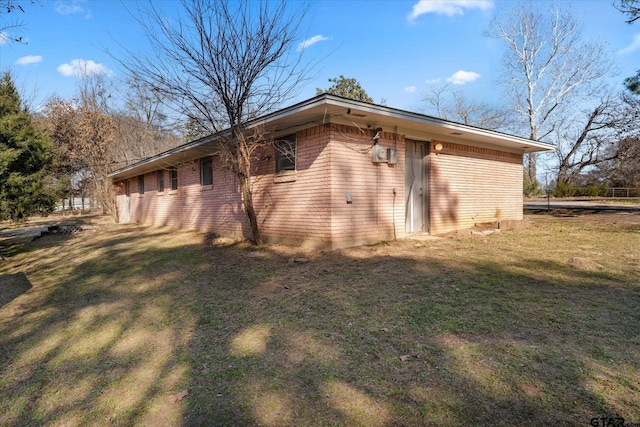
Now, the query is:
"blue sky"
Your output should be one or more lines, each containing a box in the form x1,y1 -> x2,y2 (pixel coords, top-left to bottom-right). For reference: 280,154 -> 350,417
1,0 -> 638,114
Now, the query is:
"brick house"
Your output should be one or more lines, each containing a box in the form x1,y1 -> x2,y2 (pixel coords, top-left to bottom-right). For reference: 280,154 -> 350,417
108,94 -> 553,249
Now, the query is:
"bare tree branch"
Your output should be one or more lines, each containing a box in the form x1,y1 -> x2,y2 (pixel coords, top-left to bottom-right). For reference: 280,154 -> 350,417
0,0 -> 36,44
421,83 -> 513,132
553,93 -> 636,184
114,0 -> 310,244
614,0 -> 640,23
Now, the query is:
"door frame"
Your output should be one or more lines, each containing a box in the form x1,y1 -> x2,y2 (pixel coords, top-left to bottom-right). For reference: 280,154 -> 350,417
123,179 -> 131,223
405,139 -> 429,233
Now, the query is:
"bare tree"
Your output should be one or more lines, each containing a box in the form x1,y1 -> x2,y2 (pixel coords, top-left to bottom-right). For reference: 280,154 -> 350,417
487,2 -> 614,185
615,0 -> 640,23
116,0 -> 308,244
594,92 -> 640,187
111,77 -> 182,166
552,93 -> 636,184
594,137 -> 640,187
421,83 -> 512,131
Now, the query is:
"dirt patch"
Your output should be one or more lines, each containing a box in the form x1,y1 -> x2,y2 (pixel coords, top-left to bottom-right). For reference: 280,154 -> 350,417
566,257 -> 603,271
248,279 -> 283,297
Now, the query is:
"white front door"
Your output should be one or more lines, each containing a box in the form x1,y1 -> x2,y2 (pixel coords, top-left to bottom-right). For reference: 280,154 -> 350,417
405,140 -> 428,233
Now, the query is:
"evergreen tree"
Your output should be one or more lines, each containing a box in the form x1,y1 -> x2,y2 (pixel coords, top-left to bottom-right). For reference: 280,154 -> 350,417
0,72 -> 57,220
625,71 -> 640,95
316,75 -> 374,103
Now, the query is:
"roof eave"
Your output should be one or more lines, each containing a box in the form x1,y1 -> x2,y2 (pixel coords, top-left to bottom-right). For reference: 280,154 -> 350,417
108,94 -> 554,181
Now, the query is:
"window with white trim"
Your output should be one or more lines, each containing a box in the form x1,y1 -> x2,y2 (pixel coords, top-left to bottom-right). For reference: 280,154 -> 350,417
200,157 -> 213,186
275,134 -> 296,174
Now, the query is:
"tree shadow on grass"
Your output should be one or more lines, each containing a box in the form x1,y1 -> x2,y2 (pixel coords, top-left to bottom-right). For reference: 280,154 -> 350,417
181,240 -> 640,426
0,272 -> 31,307
0,223 -> 638,426
0,225 -> 207,426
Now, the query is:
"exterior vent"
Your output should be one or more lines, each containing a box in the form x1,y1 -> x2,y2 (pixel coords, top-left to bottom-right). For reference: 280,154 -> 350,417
371,145 -> 387,163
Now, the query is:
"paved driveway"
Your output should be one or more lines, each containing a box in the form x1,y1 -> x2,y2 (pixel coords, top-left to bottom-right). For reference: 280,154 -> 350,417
524,199 -> 640,212
0,227 -> 49,238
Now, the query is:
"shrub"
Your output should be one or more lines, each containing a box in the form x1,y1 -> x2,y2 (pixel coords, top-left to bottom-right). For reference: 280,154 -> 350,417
553,183 -> 608,197
524,175 -> 543,197
574,184 -> 607,197
553,182 -> 576,197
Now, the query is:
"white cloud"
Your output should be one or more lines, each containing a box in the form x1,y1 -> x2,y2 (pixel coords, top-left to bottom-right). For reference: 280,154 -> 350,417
55,1 -> 92,19
619,33 -> 640,55
297,35 -> 329,51
16,55 -> 43,65
408,0 -> 494,21
425,78 -> 442,84
446,70 -> 480,84
404,86 -> 417,93
57,59 -> 113,77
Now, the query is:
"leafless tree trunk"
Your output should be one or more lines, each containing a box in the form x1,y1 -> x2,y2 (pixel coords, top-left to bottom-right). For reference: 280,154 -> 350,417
116,0 -> 309,244
487,2 -> 614,186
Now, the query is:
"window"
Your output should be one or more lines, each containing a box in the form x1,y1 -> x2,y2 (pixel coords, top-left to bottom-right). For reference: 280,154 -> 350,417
157,170 -> 164,192
125,180 -> 130,197
200,156 -> 213,186
138,175 -> 145,194
275,134 -> 296,174
170,167 -> 178,190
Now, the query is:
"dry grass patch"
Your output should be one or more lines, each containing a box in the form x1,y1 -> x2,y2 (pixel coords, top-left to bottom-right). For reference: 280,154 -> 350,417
1,211 -> 639,426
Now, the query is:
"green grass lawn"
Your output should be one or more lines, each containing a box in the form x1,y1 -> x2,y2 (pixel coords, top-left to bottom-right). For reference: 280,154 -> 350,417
1,213 -> 639,426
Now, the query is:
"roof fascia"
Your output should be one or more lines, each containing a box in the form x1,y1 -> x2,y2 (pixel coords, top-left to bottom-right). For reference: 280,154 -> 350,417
109,93 -> 554,180
314,95 -> 554,152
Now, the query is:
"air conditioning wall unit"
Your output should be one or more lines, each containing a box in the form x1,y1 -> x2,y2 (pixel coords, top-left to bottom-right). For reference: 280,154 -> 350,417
371,145 -> 387,163
387,148 -> 397,164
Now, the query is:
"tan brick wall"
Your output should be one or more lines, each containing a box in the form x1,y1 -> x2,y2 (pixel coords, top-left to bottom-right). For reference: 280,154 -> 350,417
428,141 -> 523,234
116,165 -> 248,237
328,125 -> 405,249
252,124 -> 406,249
252,125 -> 332,247
113,126 -> 524,248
